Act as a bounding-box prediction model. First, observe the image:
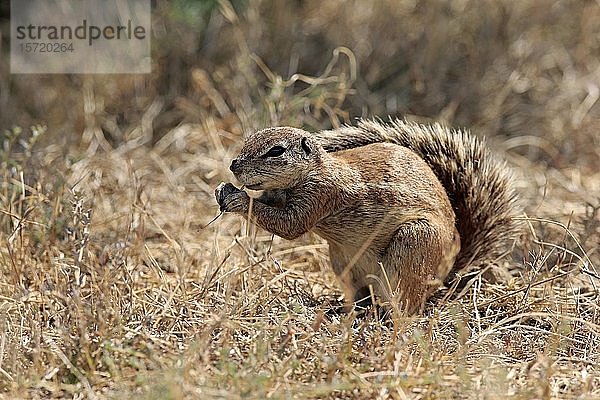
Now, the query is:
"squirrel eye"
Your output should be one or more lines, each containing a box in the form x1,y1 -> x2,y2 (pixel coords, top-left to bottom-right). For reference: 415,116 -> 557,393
263,146 -> 286,158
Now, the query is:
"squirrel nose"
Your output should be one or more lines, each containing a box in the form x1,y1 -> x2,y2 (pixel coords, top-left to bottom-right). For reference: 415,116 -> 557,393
230,159 -> 239,172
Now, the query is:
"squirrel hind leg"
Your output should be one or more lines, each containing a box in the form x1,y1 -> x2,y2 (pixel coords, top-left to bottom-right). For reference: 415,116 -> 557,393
382,220 -> 457,315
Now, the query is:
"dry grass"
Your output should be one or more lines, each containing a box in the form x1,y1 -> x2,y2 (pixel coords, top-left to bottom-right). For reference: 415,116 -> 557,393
1,0 -> 600,399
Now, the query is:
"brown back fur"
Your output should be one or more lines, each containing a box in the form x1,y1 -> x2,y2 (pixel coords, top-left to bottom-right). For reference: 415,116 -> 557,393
314,119 -> 520,275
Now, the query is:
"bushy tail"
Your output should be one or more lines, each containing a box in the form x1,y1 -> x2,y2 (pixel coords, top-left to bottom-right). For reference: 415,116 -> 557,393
314,119 -> 520,274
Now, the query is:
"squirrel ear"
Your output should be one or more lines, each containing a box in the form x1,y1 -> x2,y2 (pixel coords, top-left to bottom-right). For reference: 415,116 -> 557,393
301,137 -> 312,156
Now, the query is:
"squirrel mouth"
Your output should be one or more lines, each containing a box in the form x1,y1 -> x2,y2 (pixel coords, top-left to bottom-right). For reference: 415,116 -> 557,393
245,183 -> 263,190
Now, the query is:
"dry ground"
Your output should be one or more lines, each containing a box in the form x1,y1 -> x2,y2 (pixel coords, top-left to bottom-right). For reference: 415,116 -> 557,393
1,1 -> 599,399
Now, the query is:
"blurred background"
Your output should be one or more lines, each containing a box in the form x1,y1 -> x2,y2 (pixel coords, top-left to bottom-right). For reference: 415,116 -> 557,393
1,0 -> 599,170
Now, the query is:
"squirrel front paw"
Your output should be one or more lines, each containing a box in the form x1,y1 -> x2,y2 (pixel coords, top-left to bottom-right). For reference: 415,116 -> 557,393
215,182 -> 249,213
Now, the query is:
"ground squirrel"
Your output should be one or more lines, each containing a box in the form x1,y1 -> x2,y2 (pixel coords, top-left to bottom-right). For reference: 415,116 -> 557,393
215,119 -> 519,314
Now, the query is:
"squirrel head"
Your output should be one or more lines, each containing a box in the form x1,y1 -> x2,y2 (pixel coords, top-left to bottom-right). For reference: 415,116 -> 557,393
230,127 -> 324,190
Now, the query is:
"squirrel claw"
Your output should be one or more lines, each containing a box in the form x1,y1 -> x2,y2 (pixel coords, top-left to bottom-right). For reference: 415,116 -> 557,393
215,182 -> 245,212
